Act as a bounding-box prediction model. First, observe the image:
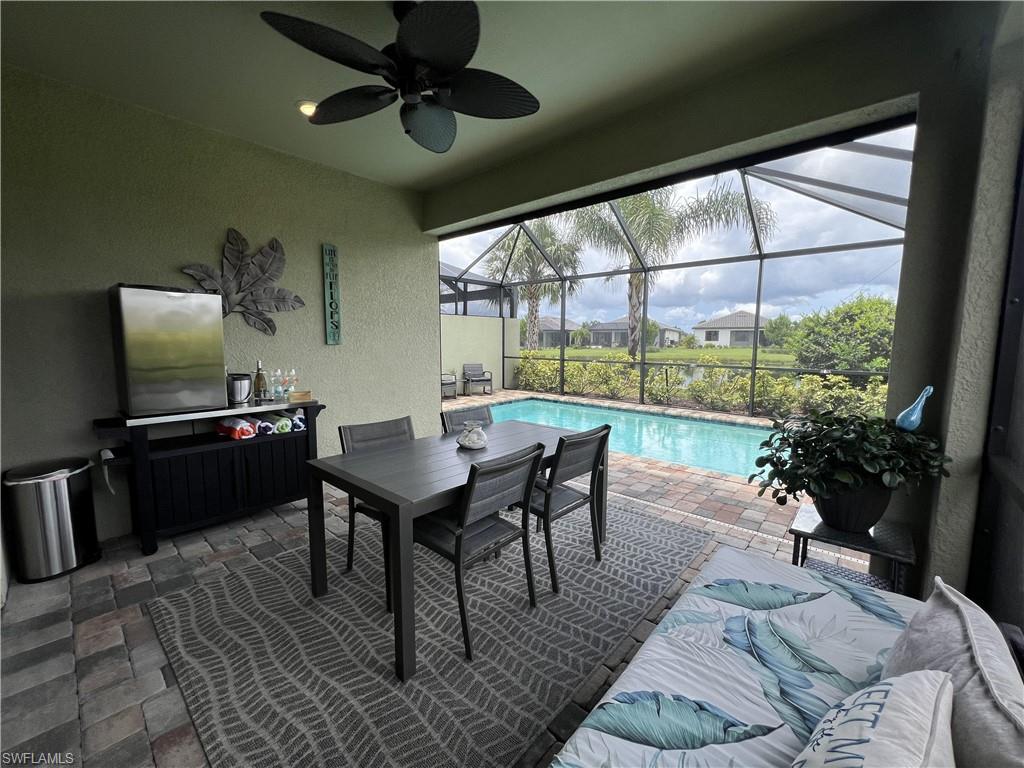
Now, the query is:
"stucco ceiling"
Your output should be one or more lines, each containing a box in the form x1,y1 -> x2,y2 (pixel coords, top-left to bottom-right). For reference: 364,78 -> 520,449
2,1 -> 886,191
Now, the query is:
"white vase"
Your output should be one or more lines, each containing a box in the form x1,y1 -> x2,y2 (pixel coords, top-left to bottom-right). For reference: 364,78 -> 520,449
456,421 -> 488,450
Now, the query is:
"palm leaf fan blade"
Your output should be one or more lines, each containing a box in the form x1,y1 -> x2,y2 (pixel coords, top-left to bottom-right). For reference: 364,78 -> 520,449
439,69 -> 539,118
396,1 -> 479,76
311,86 -> 398,124
400,98 -> 457,153
260,12 -> 396,77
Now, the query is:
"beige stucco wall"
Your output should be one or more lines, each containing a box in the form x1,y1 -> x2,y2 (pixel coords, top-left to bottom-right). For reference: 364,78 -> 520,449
922,40 -> 1024,589
505,319 -> 522,362
1,68 -> 440,541
440,314 -> 519,390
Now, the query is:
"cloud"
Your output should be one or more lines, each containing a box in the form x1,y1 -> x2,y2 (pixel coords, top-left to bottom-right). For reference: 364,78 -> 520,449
564,244 -> 902,332
441,125 -> 915,333
439,226 -> 509,271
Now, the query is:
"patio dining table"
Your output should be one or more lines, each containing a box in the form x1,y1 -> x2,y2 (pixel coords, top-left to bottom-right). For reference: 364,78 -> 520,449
305,419 -> 608,680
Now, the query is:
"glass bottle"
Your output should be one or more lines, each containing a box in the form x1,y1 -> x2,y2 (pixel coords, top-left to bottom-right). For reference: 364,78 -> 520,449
272,368 -> 285,399
254,360 -> 268,401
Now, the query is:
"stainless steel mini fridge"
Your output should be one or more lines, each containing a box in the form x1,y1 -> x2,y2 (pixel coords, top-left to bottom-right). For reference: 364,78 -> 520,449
109,284 -> 227,416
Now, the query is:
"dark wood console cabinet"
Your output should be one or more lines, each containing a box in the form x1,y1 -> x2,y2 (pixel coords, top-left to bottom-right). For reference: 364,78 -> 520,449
94,401 -> 324,554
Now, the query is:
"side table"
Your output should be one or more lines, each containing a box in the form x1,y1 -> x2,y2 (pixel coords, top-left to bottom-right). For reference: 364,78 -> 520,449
789,504 -> 916,595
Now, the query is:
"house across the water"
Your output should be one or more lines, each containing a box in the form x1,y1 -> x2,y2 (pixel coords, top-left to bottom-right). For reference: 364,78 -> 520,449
590,316 -> 685,348
692,310 -> 767,347
539,316 -> 578,348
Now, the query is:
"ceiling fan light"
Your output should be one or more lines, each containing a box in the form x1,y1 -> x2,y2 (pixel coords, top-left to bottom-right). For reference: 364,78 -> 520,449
296,100 -> 318,117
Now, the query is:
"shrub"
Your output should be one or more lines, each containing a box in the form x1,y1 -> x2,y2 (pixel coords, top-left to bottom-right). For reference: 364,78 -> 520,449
645,365 -> 687,404
795,374 -> 867,415
749,410 -> 950,505
517,352 -> 889,417
686,357 -> 750,412
762,314 -> 796,349
790,295 -> 896,372
516,352 -> 559,392
751,372 -> 888,418
588,354 -> 640,400
564,361 -> 596,396
646,366 -> 686,403
753,371 -> 800,416
860,377 -> 889,416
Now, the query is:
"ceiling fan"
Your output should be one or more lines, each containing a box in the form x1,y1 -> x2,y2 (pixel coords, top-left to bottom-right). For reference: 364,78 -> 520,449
261,1 -> 539,153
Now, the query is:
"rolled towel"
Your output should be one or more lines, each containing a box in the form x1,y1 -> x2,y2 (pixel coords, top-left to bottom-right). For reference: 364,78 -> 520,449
217,417 -> 256,440
283,409 -> 306,431
242,415 -> 275,436
265,413 -> 292,434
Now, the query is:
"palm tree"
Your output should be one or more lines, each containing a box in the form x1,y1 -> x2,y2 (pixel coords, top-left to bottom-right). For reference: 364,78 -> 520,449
567,178 -> 777,359
570,321 -> 593,348
484,220 -> 583,350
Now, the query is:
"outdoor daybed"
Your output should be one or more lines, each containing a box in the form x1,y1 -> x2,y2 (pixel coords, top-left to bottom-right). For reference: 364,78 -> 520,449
554,546 -> 1024,767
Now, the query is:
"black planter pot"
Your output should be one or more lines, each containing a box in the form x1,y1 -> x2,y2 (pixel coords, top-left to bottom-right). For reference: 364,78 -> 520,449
813,484 -> 893,533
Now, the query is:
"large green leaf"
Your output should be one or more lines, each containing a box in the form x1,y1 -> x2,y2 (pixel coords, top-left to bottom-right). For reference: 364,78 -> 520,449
743,651 -> 820,745
807,570 -> 907,628
723,614 -> 846,741
690,579 -> 827,611
582,691 -> 777,751
729,613 -> 859,694
652,610 -> 718,636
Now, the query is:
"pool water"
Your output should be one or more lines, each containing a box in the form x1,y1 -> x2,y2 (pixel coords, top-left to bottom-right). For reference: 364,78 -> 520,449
491,399 -> 771,477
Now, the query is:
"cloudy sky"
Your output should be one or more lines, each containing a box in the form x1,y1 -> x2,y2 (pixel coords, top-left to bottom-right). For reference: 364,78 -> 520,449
440,125 -> 914,332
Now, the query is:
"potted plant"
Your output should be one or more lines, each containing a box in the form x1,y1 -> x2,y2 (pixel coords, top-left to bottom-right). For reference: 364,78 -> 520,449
749,409 -> 951,533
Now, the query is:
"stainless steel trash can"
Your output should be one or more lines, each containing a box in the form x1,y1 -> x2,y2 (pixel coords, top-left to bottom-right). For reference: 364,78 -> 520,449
3,458 -> 100,582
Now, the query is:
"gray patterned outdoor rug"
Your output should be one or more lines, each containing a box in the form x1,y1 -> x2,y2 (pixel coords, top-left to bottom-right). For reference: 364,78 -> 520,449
148,501 -> 710,768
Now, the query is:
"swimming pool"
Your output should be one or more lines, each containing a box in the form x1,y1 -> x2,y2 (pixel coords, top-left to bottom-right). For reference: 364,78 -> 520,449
491,399 -> 771,477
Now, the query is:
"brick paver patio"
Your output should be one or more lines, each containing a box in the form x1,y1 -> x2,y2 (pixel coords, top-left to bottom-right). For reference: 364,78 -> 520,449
1,394 -> 867,766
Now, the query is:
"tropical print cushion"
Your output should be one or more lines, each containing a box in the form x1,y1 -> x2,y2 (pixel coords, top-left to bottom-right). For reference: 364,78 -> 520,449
552,546 -> 923,768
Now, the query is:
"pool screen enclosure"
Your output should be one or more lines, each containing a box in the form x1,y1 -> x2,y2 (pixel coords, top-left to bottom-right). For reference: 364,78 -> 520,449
440,118 -> 916,417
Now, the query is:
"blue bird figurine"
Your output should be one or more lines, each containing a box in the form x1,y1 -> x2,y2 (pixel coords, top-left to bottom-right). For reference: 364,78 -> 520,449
896,386 -> 933,431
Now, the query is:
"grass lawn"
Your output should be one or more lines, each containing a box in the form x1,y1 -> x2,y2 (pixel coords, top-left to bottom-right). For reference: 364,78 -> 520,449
522,346 -> 796,366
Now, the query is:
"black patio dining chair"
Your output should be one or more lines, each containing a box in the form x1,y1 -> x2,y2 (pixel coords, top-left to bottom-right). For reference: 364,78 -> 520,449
338,415 -> 415,612
413,443 -> 545,660
440,405 -> 494,434
528,424 -> 611,594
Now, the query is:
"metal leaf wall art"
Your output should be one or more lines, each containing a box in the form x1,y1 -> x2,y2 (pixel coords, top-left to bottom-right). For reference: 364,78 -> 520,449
182,229 -> 305,336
